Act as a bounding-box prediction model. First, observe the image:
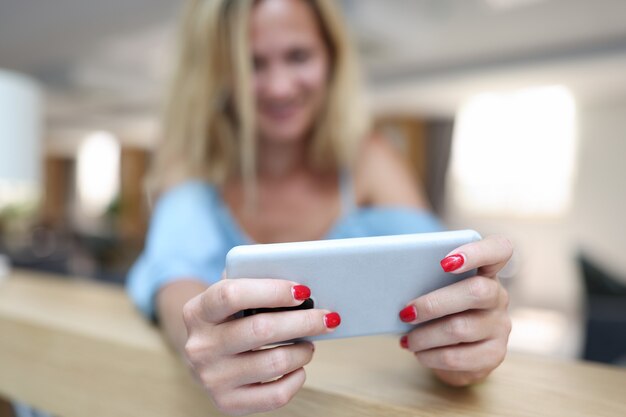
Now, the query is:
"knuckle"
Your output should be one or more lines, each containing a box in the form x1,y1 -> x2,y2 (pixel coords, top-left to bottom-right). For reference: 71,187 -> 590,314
184,337 -> 203,362
468,277 -> 498,304
217,280 -> 239,307
185,333 -> 218,363
182,300 -> 197,327
268,386 -> 293,410
420,296 -> 439,319
440,348 -> 462,370
195,364 -> 232,394
267,348 -> 290,376
198,369 -> 215,388
447,316 -> 470,340
202,369 -> 229,392
212,395 -> 235,415
250,315 -> 275,341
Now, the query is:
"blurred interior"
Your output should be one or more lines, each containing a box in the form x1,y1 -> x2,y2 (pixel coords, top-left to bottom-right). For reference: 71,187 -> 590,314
1,0 -> 625,368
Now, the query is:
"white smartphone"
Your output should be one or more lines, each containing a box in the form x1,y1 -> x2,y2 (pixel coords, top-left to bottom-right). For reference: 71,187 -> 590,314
225,229 -> 481,341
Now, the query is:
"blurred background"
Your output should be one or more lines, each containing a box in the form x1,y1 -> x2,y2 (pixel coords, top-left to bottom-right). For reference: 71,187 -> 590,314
0,0 -> 625,366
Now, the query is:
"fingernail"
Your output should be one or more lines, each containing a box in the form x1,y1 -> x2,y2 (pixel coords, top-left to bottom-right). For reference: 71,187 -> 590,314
324,312 -> 341,329
441,254 -> 464,272
400,335 -> 409,349
399,305 -> 417,322
292,285 -> 311,301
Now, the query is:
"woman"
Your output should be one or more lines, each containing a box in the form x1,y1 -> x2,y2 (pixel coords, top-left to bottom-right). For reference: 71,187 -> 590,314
127,0 -> 513,415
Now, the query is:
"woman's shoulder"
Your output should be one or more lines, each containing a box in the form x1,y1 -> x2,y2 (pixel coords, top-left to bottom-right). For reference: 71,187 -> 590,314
157,179 -> 217,203
353,133 -> 430,209
151,179 -> 220,218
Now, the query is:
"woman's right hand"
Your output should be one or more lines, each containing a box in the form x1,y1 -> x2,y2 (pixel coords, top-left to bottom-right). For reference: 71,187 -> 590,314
182,279 -> 340,416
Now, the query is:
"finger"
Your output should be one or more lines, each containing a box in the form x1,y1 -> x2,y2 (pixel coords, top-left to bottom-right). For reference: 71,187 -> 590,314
414,339 -> 507,373
234,342 -> 315,386
190,279 -> 310,324
404,310 -> 499,352
432,368 -> 491,387
219,309 -> 340,353
217,368 -> 306,415
440,235 -> 513,278
399,275 -> 504,324
194,343 -> 314,391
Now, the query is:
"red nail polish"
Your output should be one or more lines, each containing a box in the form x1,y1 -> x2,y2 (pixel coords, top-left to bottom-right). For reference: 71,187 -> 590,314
441,254 -> 464,272
400,335 -> 409,349
292,285 -> 311,301
324,312 -> 341,329
399,305 -> 417,322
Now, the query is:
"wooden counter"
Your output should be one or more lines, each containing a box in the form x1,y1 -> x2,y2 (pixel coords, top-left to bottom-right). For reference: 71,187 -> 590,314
0,270 -> 624,417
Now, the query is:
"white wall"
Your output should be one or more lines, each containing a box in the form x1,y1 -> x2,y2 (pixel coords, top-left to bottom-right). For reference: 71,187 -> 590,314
571,101 -> 626,280
442,97 -> 626,358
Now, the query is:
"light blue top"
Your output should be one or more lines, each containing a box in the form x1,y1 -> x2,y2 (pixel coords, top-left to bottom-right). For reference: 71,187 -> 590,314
126,178 -> 444,318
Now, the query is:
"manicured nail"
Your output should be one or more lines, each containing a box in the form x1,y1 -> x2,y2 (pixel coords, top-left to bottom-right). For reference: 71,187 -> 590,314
324,312 -> 341,329
292,285 -> 311,301
400,335 -> 409,349
399,305 -> 417,322
441,254 -> 464,272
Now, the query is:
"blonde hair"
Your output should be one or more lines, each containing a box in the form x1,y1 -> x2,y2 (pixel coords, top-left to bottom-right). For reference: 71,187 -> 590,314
148,0 -> 370,195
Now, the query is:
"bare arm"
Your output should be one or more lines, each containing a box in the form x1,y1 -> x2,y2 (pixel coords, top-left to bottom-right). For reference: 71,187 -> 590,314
155,279 -> 209,355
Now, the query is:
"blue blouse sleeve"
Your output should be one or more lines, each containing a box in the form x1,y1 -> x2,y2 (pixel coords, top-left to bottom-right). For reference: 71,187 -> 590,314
126,181 -> 227,319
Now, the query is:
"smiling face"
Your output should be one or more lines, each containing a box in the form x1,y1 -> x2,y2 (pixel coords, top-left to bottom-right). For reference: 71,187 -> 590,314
250,0 -> 331,145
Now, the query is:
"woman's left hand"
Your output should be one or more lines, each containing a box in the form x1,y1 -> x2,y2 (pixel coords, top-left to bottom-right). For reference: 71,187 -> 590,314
398,235 -> 513,386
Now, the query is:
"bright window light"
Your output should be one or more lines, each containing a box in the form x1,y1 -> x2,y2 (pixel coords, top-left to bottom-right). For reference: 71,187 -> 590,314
449,85 -> 577,217
76,131 -> 120,217
507,308 -> 574,357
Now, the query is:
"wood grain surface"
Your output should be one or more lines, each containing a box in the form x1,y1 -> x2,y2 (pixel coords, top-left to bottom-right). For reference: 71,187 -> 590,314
0,270 -> 624,417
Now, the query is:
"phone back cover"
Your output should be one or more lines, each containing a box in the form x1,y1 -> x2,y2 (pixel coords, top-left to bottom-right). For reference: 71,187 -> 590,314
225,230 -> 481,340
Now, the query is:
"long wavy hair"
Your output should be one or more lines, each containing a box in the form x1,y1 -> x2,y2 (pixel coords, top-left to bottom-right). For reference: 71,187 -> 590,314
147,0 -> 370,197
